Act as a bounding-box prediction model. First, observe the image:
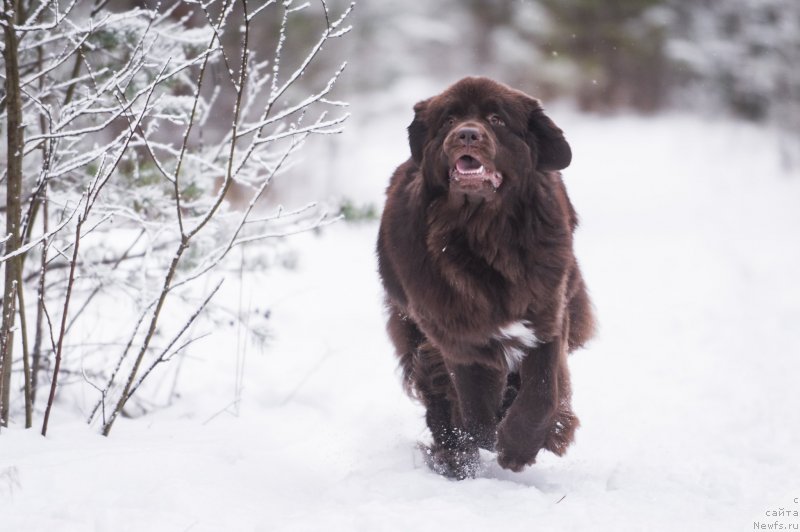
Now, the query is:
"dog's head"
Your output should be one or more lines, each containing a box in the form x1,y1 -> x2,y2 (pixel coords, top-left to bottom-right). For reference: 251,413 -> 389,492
407,77 -> 571,200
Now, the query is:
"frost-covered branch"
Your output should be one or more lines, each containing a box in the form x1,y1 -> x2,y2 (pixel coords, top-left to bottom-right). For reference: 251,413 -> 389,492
0,208 -> 77,264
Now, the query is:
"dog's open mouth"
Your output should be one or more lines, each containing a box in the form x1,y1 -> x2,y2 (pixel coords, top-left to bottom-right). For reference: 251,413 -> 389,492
450,155 -> 503,190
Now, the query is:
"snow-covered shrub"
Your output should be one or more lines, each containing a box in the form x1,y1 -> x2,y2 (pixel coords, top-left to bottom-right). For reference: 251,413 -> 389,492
0,0 -> 354,435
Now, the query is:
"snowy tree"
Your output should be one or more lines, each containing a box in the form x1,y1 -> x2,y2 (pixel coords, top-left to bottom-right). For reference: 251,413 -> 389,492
0,0 -> 354,434
666,0 -> 800,166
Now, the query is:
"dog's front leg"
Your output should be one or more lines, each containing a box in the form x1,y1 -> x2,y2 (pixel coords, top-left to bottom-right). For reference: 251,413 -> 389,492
495,338 -> 563,472
449,362 -> 506,451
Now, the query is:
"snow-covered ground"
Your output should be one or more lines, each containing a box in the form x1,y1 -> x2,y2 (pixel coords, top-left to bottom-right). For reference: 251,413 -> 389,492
2,107 -> 800,531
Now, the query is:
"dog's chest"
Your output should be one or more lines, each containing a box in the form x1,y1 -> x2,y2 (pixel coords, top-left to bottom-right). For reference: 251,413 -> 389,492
435,235 -> 533,308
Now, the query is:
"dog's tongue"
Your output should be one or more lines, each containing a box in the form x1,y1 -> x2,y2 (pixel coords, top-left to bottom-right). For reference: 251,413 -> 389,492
456,155 -> 483,173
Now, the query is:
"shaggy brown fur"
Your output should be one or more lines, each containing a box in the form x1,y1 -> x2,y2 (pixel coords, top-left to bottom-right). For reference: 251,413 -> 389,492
377,77 -> 595,479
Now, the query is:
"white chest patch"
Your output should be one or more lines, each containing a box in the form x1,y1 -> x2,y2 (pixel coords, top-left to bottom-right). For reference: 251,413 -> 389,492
493,320 -> 540,371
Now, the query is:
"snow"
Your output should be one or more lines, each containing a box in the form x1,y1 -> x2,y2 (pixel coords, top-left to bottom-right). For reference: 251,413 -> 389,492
2,108 -> 800,531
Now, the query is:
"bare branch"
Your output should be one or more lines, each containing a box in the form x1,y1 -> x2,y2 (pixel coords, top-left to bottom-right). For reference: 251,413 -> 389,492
231,212 -> 340,247
124,281 -> 223,403
248,0 -> 278,21
266,1 -> 354,109
236,61 -> 348,138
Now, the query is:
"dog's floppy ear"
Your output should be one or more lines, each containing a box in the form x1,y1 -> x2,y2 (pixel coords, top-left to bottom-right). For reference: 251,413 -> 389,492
527,100 -> 572,171
407,99 -> 429,164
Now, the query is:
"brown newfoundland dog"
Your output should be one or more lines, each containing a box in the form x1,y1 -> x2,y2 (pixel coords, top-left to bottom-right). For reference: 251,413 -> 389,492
377,77 -> 595,479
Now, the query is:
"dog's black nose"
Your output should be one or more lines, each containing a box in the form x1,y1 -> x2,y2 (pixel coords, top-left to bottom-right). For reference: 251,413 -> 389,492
457,126 -> 482,146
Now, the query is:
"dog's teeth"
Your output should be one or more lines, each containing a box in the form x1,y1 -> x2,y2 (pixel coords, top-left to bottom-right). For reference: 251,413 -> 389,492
458,166 -> 485,175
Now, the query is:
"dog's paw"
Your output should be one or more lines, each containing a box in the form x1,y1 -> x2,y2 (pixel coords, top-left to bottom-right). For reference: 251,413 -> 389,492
418,442 -> 480,480
496,448 -> 536,473
496,409 -> 579,471
544,408 -> 579,456
495,421 -> 543,473
495,437 -> 539,472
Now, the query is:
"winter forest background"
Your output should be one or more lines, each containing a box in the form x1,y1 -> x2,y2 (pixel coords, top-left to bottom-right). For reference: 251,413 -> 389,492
2,1 -> 799,531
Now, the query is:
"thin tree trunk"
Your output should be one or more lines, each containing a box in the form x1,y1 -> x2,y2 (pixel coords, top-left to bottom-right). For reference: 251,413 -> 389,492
41,215 -> 82,437
1,0 -> 24,428
31,191 -> 48,406
16,266 -> 32,428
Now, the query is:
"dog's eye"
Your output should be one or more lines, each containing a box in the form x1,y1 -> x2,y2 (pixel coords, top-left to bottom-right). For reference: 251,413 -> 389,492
445,116 -> 456,127
488,114 -> 505,126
